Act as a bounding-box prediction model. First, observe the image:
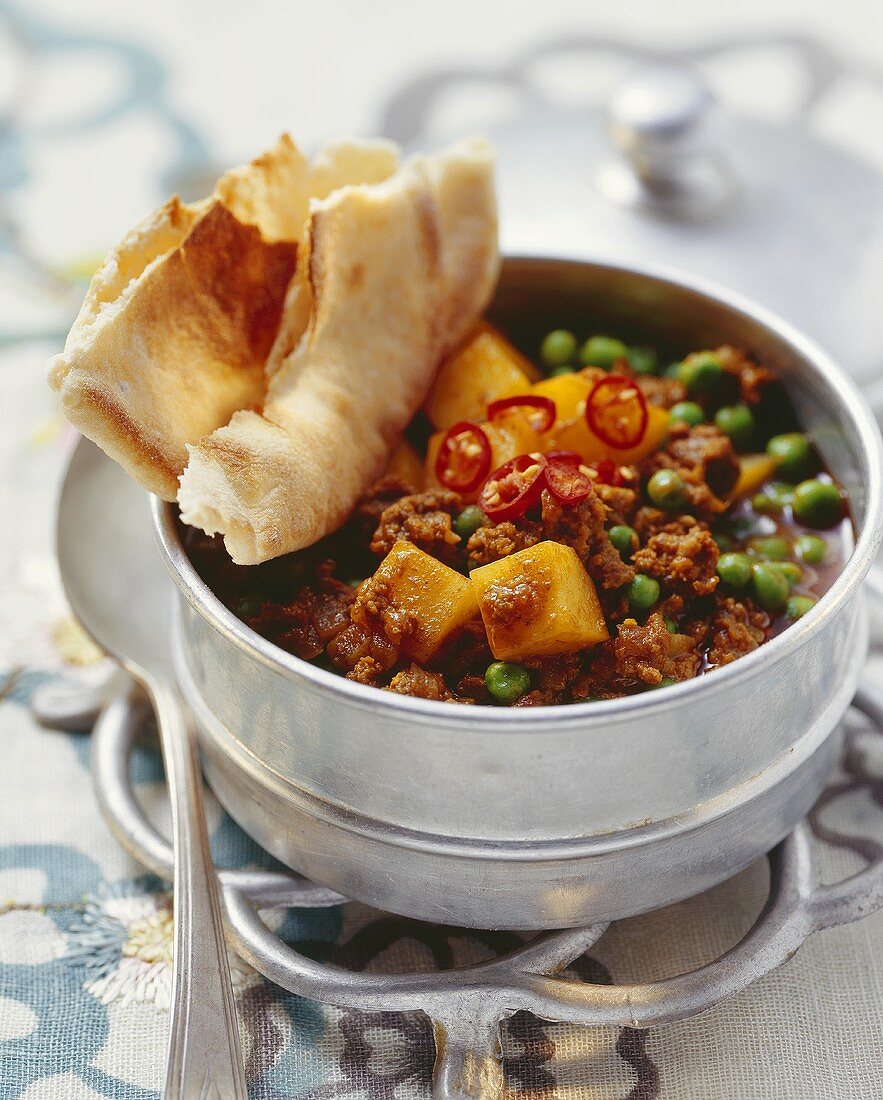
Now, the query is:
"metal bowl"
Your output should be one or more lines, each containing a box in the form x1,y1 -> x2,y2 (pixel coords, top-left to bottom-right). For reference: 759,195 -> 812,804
152,257 -> 883,930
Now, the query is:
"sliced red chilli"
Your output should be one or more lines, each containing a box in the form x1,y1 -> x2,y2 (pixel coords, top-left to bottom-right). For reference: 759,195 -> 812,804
435,421 -> 492,493
544,455 -> 595,505
479,453 -> 548,521
585,374 -> 649,449
487,394 -> 556,433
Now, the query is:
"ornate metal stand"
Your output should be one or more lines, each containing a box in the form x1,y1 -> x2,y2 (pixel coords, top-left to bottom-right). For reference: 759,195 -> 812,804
33,675 -> 883,1100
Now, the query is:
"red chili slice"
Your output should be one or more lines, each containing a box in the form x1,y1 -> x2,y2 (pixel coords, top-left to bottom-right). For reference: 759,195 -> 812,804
587,458 -> 622,485
435,421 -> 492,493
479,453 -> 548,521
487,394 -> 556,433
585,375 -> 648,450
545,456 -> 595,505
546,450 -> 583,466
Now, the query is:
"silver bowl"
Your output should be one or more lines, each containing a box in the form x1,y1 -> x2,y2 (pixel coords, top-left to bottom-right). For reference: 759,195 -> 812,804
152,257 -> 883,930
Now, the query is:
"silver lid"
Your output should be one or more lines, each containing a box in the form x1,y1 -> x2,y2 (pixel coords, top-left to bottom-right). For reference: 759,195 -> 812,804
599,64 -> 737,220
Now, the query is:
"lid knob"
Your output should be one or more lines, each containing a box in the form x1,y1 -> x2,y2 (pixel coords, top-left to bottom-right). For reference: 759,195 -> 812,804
598,64 -> 737,220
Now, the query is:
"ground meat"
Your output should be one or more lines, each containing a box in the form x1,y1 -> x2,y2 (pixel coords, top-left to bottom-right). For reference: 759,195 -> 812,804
481,573 -> 550,630
371,489 -> 463,564
327,622 -> 399,680
595,483 -> 638,526
540,490 -> 605,558
571,645 -> 627,700
454,672 -> 488,703
636,374 -> 686,408
466,519 -> 541,567
646,424 -> 739,515
350,572 -> 417,647
613,613 -> 701,686
247,576 -> 355,660
348,476 -> 413,545
715,345 -> 775,405
707,597 -> 769,667
540,490 -> 635,591
388,665 -> 454,701
444,619 -> 494,684
632,506 -> 672,539
632,521 -> 720,597
525,651 -> 580,695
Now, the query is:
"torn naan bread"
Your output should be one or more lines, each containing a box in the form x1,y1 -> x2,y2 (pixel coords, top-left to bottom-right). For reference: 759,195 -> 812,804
48,134 -> 399,499
178,138 -> 499,565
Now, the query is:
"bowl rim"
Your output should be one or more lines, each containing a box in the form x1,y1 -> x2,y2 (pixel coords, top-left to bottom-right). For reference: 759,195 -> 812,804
151,254 -> 883,729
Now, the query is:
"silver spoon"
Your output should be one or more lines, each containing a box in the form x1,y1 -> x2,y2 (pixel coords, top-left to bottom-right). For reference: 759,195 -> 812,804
56,437 -> 246,1100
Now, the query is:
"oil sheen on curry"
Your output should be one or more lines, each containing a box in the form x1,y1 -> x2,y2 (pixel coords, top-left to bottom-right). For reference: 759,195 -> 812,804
187,324 -> 852,706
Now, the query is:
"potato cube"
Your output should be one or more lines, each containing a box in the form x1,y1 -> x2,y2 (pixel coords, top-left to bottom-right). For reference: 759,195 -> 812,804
470,541 -> 609,661
360,541 -> 479,662
553,403 -> 670,465
530,371 -> 592,422
425,322 -> 539,429
383,440 -> 424,489
732,453 -> 780,499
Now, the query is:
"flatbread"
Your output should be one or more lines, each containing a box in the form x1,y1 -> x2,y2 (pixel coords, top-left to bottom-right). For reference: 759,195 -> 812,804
48,135 -> 399,499
178,138 -> 499,564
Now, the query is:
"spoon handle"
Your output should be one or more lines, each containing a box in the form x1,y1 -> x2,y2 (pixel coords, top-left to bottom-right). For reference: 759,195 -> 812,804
147,676 -> 247,1100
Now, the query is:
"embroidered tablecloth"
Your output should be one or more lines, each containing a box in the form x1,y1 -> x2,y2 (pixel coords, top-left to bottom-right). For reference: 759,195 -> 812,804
1,3 -> 882,1097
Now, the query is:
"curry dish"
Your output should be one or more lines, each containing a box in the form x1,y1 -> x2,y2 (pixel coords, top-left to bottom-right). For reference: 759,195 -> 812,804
186,326 -> 851,706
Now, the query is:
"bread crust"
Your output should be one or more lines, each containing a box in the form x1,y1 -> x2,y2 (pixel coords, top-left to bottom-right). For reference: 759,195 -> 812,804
178,139 -> 499,564
48,135 -> 399,499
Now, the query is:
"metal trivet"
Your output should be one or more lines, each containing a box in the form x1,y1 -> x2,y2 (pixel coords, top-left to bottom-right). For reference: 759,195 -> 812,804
33,674 -> 883,1100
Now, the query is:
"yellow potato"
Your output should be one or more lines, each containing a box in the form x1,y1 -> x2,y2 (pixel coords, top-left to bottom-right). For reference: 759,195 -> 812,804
424,322 -> 539,429
530,372 -> 591,423
366,541 -> 479,662
552,403 -> 670,465
470,540 -> 609,661
732,453 -> 780,499
384,440 -> 425,489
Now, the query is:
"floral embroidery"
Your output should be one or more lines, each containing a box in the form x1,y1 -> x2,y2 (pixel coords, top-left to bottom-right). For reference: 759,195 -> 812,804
67,879 -> 258,1009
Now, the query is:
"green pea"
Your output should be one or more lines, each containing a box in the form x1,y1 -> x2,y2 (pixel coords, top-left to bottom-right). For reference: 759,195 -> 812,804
454,504 -> 488,541
580,335 -> 628,369
714,403 -> 754,448
647,468 -> 688,509
236,595 -> 262,617
792,479 -> 844,529
766,433 -> 814,482
628,574 -> 660,615
540,329 -> 577,368
679,353 -> 723,396
485,661 -> 531,704
795,534 -> 827,564
785,594 -> 817,620
771,561 -> 803,587
717,552 -> 752,589
664,616 -> 679,634
746,535 -> 792,561
658,676 -> 678,688
752,481 -> 793,515
347,579 -> 363,589
713,531 -> 735,552
669,401 -> 704,427
627,346 -> 657,375
548,363 -> 577,376
664,361 -> 684,379
608,524 -> 638,560
751,562 -> 790,612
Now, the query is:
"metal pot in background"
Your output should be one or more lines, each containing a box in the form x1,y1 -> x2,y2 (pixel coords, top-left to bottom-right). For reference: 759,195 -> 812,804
382,35 -> 883,396
152,256 -> 883,931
